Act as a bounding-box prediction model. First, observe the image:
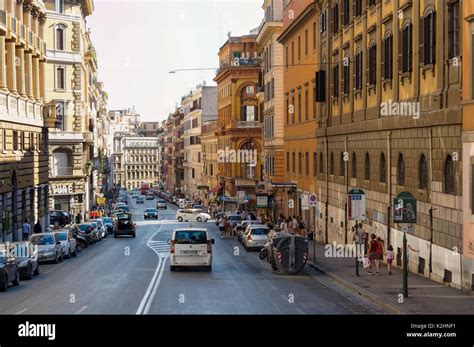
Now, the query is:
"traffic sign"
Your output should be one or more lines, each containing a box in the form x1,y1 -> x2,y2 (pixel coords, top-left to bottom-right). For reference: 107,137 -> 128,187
347,189 -> 366,221
309,194 -> 317,207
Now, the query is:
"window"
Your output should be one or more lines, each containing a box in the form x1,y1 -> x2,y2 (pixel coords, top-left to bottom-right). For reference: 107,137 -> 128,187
305,153 -> 309,176
192,168 -> 195,179
332,3 -> 339,34
298,152 -> 302,175
355,49 -> 362,90
286,152 -> 290,172
298,35 -> 301,62
340,152 -> 345,176
444,155 -> 455,194
56,66 -> 65,89
56,25 -> 65,50
343,56 -> 349,94
291,41 -> 295,66
368,42 -> 376,86
330,152 -> 334,175
397,153 -> 405,185
355,0 -> 362,17
419,154 -> 428,189
422,11 -> 436,66
319,153 -> 324,174
291,93 -> 295,123
364,152 -> 370,180
292,152 -> 295,174
332,64 -> 339,97
369,0 -> 376,7
13,130 -> 18,151
448,1 -> 460,59
380,152 -> 386,183
305,87 -> 309,120
285,95 -> 289,124
305,29 -> 308,56
242,105 -> 256,122
55,0 -> 64,13
320,10 -> 327,33
313,152 -> 317,176
342,0 -> 350,26
383,34 -> 393,80
286,46 -> 289,68
402,22 -> 413,73
298,89 -> 302,122
351,152 -> 357,178
313,21 -> 316,49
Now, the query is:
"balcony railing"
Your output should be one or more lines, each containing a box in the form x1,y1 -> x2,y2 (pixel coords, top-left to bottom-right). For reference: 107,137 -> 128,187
0,10 -> 6,26
10,17 -> 16,33
52,167 -> 73,177
28,31 -> 33,45
20,24 -> 25,39
237,121 -> 262,128
36,36 -> 40,49
216,57 -> 261,76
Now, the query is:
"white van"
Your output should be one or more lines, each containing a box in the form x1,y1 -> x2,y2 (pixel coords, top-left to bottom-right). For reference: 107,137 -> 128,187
169,228 -> 214,271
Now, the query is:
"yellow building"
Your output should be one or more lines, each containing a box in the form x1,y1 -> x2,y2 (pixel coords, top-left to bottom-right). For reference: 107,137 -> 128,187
214,30 -> 263,211
0,0 -> 49,241
44,0 -> 95,218
200,120 -> 219,208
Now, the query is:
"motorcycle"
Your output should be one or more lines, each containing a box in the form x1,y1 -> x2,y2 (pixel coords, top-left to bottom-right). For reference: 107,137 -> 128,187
71,228 -> 89,250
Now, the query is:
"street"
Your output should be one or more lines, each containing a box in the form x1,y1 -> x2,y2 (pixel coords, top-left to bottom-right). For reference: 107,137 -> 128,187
0,197 -> 385,315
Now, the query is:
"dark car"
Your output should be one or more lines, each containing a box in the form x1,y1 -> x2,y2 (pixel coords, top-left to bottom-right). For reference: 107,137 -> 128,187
136,196 -> 145,204
114,213 -> 136,238
50,210 -> 71,228
144,208 -> 158,220
102,217 -> 114,233
9,242 -> 40,280
0,245 -> 20,292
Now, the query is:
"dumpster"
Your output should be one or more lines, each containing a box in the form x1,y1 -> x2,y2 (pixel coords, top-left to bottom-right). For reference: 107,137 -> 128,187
270,235 -> 308,275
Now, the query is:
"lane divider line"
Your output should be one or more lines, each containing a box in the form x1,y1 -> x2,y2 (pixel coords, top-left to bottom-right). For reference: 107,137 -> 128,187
15,308 -> 28,315
75,305 -> 88,315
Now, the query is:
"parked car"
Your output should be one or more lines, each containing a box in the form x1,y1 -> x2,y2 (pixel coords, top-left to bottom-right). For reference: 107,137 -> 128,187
89,222 -> 103,241
0,245 -> 20,291
50,210 -> 71,228
75,223 -> 97,244
102,217 -> 114,233
156,199 -> 167,209
242,224 -> 270,251
169,228 -> 214,271
7,242 -> 40,280
136,196 -> 145,204
114,212 -> 136,238
235,220 -> 261,243
29,233 -> 63,264
53,230 -> 77,258
90,219 -> 107,238
144,208 -> 159,220
175,209 -> 211,223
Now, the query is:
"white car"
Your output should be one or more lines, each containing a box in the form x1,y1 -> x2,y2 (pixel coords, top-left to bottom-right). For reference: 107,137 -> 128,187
242,224 -> 270,251
175,209 -> 211,223
90,219 -> 107,239
53,230 -> 77,258
169,228 -> 214,271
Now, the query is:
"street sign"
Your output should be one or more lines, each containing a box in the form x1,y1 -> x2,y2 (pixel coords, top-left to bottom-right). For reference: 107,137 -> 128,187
347,189 -> 366,221
96,197 -> 106,205
309,194 -> 317,207
394,192 -> 417,224
301,194 -> 309,211
256,195 -> 268,208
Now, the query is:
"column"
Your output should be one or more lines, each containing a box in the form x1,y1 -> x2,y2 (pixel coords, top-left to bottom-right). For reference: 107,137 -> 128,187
32,56 -> 39,100
39,60 -> 45,101
0,35 -> 7,91
15,46 -> 25,97
24,50 -> 33,99
6,40 -> 17,94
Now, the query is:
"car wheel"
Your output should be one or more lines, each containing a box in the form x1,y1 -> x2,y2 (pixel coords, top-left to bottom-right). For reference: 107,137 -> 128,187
170,266 -> 177,271
177,216 -> 183,222
66,249 -> 71,259
53,253 -> 59,264
33,265 -> 39,276
26,264 -> 33,280
72,247 -> 77,257
12,270 -> 20,286
0,274 -> 7,292
155,216 -> 158,220
196,217 -> 202,223
114,234 -> 118,238
59,252 -> 64,262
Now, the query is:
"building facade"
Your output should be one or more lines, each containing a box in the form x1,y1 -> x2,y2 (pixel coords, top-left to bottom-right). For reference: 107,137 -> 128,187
200,120 -> 219,207
214,31 -> 264,208
138,121 -> 159,137
0,0 -> 49,241
122,136 -> 159,190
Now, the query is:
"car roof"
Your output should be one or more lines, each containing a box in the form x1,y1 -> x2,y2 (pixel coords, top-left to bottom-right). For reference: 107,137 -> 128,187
30,232 -> 55,236
173,228 -> 208,233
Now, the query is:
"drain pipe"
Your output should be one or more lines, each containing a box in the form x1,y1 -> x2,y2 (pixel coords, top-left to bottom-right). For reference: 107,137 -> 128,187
325,136 -> 329,244
429,128 -> 433,279
387,131 -> 391,246
344,136 -> 349,245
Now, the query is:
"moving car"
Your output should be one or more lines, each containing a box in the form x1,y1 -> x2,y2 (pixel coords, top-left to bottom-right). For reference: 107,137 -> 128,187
0,245 -> 20,291
242,225 -> 270,251
136,196 -> 145,204
144,208 -> 158,220
102,217 -> 114,233
29,233 -> 63,263
156,199 -> 167,209
50,210 -> 71,228
145,192 -> 155,200
169,228 -> 214,271
175,209 -> 211,223
114,212 -> 136,238
8,242 -> 40,280
131,192 -> 139,198
53,230 -> 78,258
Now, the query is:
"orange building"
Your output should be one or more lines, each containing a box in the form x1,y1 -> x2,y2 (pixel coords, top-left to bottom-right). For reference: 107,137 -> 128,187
277,0 -> 319,227
214,30 -> 263,210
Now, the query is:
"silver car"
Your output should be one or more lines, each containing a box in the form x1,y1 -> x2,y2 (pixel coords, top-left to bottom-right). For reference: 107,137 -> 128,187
242,225 -> 270,251
90,219 -> 107,239
29,233 -> 63,263
53,230 -> 77,258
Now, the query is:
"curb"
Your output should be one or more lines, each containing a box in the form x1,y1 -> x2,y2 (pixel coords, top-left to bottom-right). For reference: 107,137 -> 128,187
307,261 -> 406,315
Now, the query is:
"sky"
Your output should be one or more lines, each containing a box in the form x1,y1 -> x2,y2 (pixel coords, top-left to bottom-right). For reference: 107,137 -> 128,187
87,0 -> 263,122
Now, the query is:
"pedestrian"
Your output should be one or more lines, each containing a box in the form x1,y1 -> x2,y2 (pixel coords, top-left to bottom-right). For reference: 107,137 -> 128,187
367,233 -> 381,275
89,210 -> 94,220
376,236 -> 384,262
278,214 -> 285,227
279,218 -> 288,233
298,217 -> 305,237
386,245 -> 394,275
224,217 -> 231,239
292,215 -> 298,234
33,220 -> 42,234
75,213 -> 82,224
22,219 -> 30,241
219,215 -> 226,239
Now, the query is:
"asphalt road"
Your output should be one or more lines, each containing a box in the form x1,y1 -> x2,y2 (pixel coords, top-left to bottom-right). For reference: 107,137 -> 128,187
0,195 -> 385,314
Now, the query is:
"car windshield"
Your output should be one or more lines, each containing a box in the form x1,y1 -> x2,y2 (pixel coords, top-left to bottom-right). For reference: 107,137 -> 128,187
146,209 -> 157,213
117,213 -> 132,220
91,223 -> 98,228
78,224 -> 93,231
174,231 -> 207,244
159,200 -> 166,203
251,228 -> 269,235
30,235 -> 54,245
103,218 -> 112,224
55,232 -> 68,241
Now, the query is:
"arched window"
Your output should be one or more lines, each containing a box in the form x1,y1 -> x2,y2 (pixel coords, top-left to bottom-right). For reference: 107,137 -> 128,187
364,152 -> 370,180
383,33 -> 393,80
56,25 -> 65,50
380,152 -> 386,183
419,154 -> 428,189
52,148 -> 72,176
351,152 -> 357,178
444,155 -> 455,194
319,152 -> 324,174
422,10 -> 436,66
330,152 -> 334,175
397,153 -> 405,185
340,152 -> 345,176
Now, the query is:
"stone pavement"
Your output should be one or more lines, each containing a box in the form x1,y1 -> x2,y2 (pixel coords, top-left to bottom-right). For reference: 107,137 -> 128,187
306,240 -> 474,314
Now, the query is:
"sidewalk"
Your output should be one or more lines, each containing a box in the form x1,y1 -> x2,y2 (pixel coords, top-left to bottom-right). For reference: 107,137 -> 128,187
306,240 -> 473,314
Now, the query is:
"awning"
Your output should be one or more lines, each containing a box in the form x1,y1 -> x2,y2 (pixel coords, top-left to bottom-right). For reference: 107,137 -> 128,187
209,184 -> 222,193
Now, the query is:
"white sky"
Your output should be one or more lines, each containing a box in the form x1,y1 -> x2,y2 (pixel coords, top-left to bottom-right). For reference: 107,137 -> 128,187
87,0 -> 262,122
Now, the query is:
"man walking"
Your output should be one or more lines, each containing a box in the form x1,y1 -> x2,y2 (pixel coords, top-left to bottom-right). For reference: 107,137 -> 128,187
22,219 -> 30,241
33,220 -> 42,234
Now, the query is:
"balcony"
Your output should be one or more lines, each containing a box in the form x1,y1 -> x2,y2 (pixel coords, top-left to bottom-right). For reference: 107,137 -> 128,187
216,57 -> 261,76
10,16 -> 16,35
237,121 -> 262,128
0,10 -> 6,33
49,132 -> 83,143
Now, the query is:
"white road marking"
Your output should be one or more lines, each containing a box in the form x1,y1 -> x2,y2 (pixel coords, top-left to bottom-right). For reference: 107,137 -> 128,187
142,256 -> 168,314
75,305 -> 88,315
15,308 -> 28,315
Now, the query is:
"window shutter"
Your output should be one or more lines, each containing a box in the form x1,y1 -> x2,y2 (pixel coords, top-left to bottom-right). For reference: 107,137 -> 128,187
419,16 -> 424,65
408,23 -> 413,72
431,12 -> 436,65
381,38 -> 385,79
366,47 -> 370,85
329,6 -> 334,34
399,28 -> 403,72
341,1 -> 345,26
353,53 -> 357,89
